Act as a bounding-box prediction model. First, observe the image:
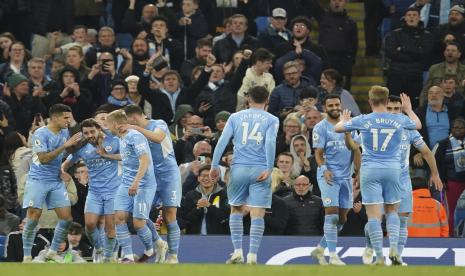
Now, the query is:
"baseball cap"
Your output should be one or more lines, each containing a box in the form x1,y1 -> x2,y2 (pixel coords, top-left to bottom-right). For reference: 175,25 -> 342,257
272,8 -> 287,19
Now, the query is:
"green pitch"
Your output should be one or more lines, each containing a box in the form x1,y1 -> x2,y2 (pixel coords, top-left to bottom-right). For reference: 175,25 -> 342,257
1,264 -> 464,276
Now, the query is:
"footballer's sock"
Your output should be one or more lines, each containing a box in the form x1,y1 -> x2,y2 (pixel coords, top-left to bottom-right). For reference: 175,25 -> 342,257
116,224 -> 133,260
398,216 -> 409,255
136,224 -> 154,255
367,218 -> 383,261
229,213 -> 243,251
98,226 -> 106,250
86,227 -> 101,249
364,223 -> 372,248
386,212 -> 400,251
318,221 -> 344,248
323,214 -> 339,253
104,237 -> 116,258
167,220 -> 181,255
22,219 -> 38,257
249,218 -> 265,255
146,219 -> 161,242
50,220 -> 71,252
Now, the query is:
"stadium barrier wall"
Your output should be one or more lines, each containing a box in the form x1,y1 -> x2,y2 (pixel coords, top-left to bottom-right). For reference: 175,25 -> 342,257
132,235 -> 465,266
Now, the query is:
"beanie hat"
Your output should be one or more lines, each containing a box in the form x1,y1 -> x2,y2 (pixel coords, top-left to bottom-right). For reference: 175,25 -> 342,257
7,73 -> 28,90
215,111 -> 231,123
111,79 -> 128,93
450,5 -> 465,16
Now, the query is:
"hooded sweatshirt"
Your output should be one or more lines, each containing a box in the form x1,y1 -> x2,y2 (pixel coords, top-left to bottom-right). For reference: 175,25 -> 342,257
289,134 -> 313,177
169,104 -> 194,141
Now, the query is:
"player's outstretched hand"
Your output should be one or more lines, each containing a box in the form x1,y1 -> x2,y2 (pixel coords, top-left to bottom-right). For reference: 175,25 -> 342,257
209,167 -> 220,180
64,133 -> 82,148
430,173 -> 443,191
400,93 -> 412,113
256,170 -> 271,182
341,109 -> 351,122
128,182 -> 139,196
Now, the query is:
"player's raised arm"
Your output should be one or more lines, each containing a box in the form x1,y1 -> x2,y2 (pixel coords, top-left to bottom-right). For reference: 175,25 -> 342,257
36,132 -> 81,164
400,93 -> 421,130
344,132 -> 360,151
121,123 -> 166,143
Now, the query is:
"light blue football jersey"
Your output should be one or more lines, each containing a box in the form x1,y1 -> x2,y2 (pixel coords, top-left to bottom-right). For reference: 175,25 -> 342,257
145,119 -> 178,171
313,118 -> 353,179
343,112 -> 416,169
68,133 -> 121,194
212,108 -> 279,170
29,126 -> 69,181
119,129 -> 156,188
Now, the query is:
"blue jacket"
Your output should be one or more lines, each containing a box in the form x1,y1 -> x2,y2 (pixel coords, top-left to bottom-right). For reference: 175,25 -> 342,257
268,77 -> 312,116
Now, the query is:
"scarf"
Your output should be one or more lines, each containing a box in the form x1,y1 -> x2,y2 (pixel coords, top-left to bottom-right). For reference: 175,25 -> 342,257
450,135 -> 465,173
107,95 -> 134,107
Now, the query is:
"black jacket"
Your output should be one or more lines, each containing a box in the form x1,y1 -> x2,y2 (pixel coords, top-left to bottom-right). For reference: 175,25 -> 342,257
180,56 -> 205,86
316,9 -> 358,56
180,185 -> 230,235
283,190 -> 324,236
432,21 -> 465,64
258,25 -> 292,55
30,0 -> 74,35
3,93 -> 46,137
121,7 -> 177,37
212,34 -> 260,63
195,59 -> 249,128
174,10 -> 208,60
385,22 -> 433,76
6,231 -> 49,262
138,68 -> 211,124
50,67 -> 94,122
276,37 -> 330,70
244,194 -> 289,235
146,36 -> 184,71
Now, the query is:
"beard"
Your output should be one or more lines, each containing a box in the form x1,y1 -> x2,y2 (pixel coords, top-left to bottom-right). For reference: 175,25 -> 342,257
327,109 -> 341,119
132,50 -> 149,61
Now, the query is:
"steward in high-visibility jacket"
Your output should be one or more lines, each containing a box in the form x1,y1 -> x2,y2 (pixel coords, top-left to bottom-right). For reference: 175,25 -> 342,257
408,188 -> 449,237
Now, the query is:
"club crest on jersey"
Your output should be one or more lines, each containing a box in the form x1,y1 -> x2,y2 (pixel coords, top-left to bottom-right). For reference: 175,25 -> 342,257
313,133 -> 319,142
105,145 -> 112,152
324,198 -> 332,205
34,139 -> 41,146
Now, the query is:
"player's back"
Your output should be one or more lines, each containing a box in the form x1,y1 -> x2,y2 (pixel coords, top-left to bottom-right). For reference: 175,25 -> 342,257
229,108 -> 279,167
29,126 -> 69,181
146,119 -> 177,170
356,112 -> 415,169
120,129 -> 155,188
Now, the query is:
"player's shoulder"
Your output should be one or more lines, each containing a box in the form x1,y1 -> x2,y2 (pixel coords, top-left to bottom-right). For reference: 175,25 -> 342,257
33,126 -> 49,137
314,118 -> 327,130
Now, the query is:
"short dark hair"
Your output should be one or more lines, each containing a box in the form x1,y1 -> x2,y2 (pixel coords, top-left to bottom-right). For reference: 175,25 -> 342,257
69,222 -> 83,235
442,75 -> 459,84
446,41 -> 461,52
73,25 -> 88,32
162,70 -> 182,83
49,104 -> 72,117
124,104 -> 144,116
151,16 -> 169,29
247,86 -> 269,104
322,69 -> 343,87
252,48 -> 274,65
299,86 -> 318,100
322,94 -> 341,106
388,95 -> 401,103
80,118 -> 102,131
198,164 -> 211,175
277,151 -> 294,162
290,16 -> 312,31
404,7 -> 420,15
196,38 -> 212,49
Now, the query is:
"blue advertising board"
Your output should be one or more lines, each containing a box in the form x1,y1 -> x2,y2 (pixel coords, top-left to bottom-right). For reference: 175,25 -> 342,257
132,236 -> 465,266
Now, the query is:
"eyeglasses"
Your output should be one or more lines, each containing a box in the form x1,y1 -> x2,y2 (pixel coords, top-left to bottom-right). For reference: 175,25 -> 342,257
293,24 -> 308,29
294,183 -> 309,187
285,125 -> 299,129
11,48 -> 24,52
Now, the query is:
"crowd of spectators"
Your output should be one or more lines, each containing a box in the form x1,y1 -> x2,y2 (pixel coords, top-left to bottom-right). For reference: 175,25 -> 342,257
0,0 -> 465,261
